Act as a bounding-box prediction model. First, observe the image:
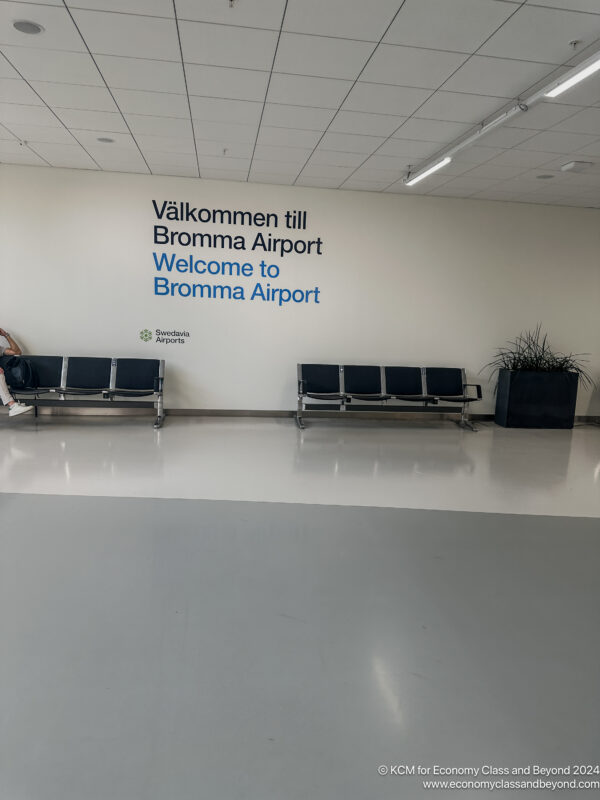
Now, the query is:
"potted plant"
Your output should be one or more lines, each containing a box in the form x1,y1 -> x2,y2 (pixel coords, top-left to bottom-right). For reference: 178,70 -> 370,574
484,326 -> 594,429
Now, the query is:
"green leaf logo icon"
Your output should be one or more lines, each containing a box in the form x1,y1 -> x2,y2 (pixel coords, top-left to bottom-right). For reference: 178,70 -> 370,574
140,329 -> 152,342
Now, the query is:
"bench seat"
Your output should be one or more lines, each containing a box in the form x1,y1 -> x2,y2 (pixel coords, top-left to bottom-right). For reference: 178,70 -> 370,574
297,363 -> 481,430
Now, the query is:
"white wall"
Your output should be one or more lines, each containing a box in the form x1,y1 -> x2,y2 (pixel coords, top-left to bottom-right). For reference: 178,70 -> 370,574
1,165 -> 599,413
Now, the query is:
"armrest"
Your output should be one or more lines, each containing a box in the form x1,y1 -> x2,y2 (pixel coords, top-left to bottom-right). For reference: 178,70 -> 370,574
298,379 -> 305,394
464,383 -> 482,399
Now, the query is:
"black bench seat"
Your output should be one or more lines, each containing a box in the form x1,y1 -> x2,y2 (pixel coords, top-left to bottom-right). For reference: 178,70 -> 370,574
12,355 -> 165,428
297,363 -> 481,430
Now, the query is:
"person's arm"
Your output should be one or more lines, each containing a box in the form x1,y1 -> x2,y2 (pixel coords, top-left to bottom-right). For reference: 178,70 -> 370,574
0,328 -> 22,356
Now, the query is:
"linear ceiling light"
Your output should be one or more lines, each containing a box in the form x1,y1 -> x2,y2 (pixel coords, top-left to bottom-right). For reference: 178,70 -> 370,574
544,55 -> 600,98
405,157 -> 452,186
403,45 -> 600,188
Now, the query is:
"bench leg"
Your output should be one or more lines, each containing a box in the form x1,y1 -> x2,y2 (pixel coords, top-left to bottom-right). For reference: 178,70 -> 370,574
154,394 -> 165,429
295,396 -> 306,429
456,403 -> 478,432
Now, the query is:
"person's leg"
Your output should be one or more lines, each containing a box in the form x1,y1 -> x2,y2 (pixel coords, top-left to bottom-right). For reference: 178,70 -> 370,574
0,368 -> 33,416
0,368 -> 14,406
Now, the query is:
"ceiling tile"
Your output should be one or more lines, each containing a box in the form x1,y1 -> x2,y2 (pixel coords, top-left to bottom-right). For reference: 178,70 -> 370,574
0,123 -> 17,139
416,91 -> 509,123
487,148 -> 557,166
194,120 -> 257,143
81,149 -> 148,170
153,165 -> 198,177
308,149 -> 365,167
296,176 -> 342,188
97,162 -> 150,174
180,21 -> 278,70
341,179 -> 389,191
55,108 -> 128,132
135,133 -> 196,152
186,64 -> 269,102
460,163 -> 527,179
251,158 -> 300,174
395,117 -> 471,142
70,129 -> 138,149
0,148 -> 47,165
190,97 -> 262,125
329,110 -> 405,137
71,9 -> 180,60
474,126 -> 538,147
349,159 -> 408,180
28,141 -> 98,168
0,46 -> 103,85
378,138 -> 441,158
0,102 -> 60,126
31,81 -> 118,111
197,154 -> 249,170
253,143 -> 311,163
65,1 -> 174,15
258,126 -> 322,147
355,156 -> 407,176
248,172 -> 294,185
125,114 -> 193,136
574,139 -> 600,156
0,77 -> 43,104
0,139 -> 32,154
361,44 -> 467,89
94,55 -> 186,93
516,129 -> 599,152
442,55 -> 557,98
274,33 -> 373,80
176,0 -> 286,29
112,88 -> 189,118
384,0 -> 516,52
2,122 -> 73,143
479,5 -> 600,64
506,101 -> 584,129
452,145 -> 504,164
195,139 -> 254,159
552,107 -> 600,134
299,163 -> 357,179
430,176 -> 500,194
261,103 -> 336,130
283,0 -> 400,41
201,168 -> 250,181
342,82 -> 431,115
0,57 -> 20,79
0,2 -> 86,51
144,151 -> 198,168
319,131 -> 384,154
267,74 -> 351,108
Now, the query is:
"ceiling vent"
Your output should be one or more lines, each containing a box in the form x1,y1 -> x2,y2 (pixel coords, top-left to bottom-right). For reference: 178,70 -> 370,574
560,161 -> 594,173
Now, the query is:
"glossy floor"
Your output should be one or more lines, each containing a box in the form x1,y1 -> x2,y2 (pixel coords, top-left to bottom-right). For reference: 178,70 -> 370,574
2,494 -> 599,800
0,415 -> 598,516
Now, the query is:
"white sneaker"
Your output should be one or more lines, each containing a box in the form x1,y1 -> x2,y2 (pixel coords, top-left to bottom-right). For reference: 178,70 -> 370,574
8,402 -> 34,417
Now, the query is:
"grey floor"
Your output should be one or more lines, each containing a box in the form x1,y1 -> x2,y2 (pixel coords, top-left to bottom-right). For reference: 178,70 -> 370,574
1,494 -> 599,798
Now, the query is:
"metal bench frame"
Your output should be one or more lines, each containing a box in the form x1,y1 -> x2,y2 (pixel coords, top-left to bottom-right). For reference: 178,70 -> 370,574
297,364 -> 482,431
13,356 -> 165,429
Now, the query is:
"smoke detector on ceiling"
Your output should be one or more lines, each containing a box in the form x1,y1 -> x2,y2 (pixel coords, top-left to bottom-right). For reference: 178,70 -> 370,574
561,161 -> 594,173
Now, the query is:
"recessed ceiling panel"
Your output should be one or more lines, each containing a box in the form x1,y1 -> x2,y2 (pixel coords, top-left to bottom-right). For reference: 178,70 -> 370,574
384,0 -> 516,52
284,0 -> 400,41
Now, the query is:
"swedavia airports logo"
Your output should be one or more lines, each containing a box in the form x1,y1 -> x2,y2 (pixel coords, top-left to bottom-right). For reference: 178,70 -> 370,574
139,328 -> 190,344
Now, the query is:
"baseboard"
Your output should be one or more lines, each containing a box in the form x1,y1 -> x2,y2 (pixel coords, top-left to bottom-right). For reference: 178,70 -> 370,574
5,406 -> 600,424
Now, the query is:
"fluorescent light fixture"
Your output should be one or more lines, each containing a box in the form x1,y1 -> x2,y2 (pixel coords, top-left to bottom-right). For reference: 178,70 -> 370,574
545,55 -> 600,98
405,157 -> 451,186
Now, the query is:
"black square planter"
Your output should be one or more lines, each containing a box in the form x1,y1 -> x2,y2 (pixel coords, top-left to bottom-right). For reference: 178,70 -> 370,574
495,369 -> 579,429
